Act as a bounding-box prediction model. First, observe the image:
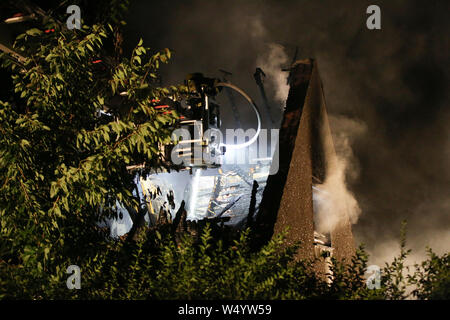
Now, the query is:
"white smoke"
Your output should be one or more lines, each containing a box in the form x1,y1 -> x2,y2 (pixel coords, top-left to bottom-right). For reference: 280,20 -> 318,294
256,43 -> 290,107
314,115 -> 366,234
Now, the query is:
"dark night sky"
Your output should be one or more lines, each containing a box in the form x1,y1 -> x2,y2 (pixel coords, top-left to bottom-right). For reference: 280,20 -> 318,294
123,0 -> 449,263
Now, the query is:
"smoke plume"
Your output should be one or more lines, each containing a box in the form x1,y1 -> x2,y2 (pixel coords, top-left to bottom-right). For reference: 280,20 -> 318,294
315,116 -> 366,234
256,43 -> 290,106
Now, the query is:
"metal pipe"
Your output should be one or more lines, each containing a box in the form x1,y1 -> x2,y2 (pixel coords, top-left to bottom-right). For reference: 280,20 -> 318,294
214,82 -> 262,150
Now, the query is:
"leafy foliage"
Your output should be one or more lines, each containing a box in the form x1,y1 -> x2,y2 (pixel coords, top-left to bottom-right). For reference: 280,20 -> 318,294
0,5 -> 181,284
1,220 -> 448,300
408,249 -> 450,300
